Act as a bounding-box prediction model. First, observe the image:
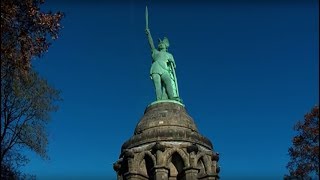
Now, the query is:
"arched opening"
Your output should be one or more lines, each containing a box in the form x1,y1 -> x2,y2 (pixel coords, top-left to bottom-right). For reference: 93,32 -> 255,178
168,152 -> 185,180
197,158 -> 206,178
139,154 -> 154,179
121,159 -> 129,180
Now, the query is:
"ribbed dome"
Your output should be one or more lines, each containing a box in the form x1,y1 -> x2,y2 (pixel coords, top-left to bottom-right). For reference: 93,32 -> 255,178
122,102 -> 213,150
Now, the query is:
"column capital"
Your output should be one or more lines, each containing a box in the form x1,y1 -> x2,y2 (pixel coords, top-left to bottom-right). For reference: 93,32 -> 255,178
179,166 -> 200,180
152,166 -> 169,180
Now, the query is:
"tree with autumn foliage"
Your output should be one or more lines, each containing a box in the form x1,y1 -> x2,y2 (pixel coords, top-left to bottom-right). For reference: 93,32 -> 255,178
285,106 -> 319,179
1,0 -> 63,178
1,0 -> 63,76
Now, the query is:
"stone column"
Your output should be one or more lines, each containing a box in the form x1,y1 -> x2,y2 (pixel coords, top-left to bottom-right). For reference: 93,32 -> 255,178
181,167 -> 199,180
152,166 -> 169,180
124,172 -> 149,180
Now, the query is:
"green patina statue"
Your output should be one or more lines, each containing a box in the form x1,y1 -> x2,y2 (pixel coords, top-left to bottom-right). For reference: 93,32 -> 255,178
145,6 -> 181,102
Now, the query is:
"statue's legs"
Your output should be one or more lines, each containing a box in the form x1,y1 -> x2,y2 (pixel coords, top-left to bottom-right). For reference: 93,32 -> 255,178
161,72 -> 175,99
151,74 -> 162,100
161,86 -> 168,99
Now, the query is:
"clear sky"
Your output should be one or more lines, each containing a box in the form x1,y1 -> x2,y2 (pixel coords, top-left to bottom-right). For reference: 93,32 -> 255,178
22,0 -> 318,179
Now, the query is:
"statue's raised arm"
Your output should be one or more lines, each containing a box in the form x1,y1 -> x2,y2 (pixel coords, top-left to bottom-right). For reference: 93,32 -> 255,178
145,6 -> 155,50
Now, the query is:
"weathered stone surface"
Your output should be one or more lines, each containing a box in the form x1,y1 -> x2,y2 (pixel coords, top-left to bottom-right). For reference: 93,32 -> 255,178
114,102 -> 220,180
136,102 -> 197,133
122,102 -> 212,150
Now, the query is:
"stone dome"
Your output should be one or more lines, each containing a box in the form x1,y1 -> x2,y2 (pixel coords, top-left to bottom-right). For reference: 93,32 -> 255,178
122,102 -> 213,150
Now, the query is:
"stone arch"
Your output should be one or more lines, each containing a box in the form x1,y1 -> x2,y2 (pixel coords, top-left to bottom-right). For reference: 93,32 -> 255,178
168,152 -> 184,179
135,151 -> 156,167
164,148 -> 189,167
164,148 -> 190,180
120,158 -> 129,177
196,156 -> 206,178
195,152 -> 208,165
195,153 -> 211,175
135,151 -> 156,179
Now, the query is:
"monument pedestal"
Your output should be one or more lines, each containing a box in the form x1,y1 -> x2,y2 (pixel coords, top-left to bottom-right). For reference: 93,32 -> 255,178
114,102 -> 220,180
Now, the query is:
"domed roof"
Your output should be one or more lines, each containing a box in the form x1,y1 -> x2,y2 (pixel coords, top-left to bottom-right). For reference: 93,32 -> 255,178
122,102 -> 213,150
134,101 -> 198,134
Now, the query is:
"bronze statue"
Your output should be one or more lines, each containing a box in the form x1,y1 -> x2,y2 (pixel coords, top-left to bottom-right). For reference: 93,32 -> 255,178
145,6 -> 181,102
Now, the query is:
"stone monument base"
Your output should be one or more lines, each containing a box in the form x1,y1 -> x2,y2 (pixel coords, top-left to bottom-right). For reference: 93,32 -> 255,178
114,102 -> 220,180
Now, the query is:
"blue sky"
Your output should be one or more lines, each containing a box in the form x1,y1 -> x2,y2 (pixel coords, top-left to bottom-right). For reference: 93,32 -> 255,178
22,0 -> 318,179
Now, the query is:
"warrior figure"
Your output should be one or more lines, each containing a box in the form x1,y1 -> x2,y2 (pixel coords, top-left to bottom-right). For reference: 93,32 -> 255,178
145,7 -> 180,102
